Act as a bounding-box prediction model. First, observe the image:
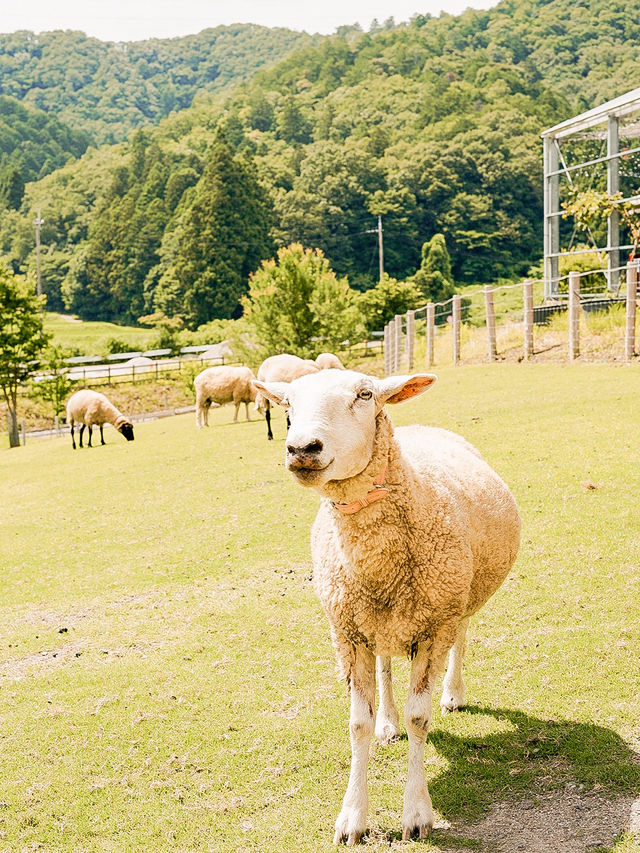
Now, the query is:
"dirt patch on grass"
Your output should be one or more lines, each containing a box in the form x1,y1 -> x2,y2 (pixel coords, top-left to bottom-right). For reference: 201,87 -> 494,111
436,788 -> 640,852
0,564 -> 312,681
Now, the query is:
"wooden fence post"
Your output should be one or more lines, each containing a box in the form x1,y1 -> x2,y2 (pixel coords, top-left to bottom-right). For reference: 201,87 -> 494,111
625,260 -> 638,361
523,279 -> 534,360
568,271 -> 580,360
452,295 -> 461,365
394,314 -> 402,373
406,309 -> 415,371
484,285 -> 497,361
426,303 -> 435,367
383,323 -> 390,375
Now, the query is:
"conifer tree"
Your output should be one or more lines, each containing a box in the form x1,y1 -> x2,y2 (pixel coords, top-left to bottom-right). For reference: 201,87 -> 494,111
154,131 -> 272,328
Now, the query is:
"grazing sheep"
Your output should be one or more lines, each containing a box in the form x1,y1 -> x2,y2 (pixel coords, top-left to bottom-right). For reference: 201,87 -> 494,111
66,389 -> 134,450
254,354 -> 319,440
254,368 -> 520,845
194,365 -> 257,428
315,352 -> 345,370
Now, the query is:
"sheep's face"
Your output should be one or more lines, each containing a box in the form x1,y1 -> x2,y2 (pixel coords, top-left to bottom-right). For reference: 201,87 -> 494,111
254,369 -> 436,490
118,421 -> 135,441
254,391 -> 268,416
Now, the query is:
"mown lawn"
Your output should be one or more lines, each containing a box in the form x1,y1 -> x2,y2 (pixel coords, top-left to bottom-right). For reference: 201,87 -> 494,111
1,364 -> 639,852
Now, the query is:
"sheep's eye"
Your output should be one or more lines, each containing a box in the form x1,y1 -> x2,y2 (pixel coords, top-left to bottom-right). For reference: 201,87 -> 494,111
357,388 -> 373,401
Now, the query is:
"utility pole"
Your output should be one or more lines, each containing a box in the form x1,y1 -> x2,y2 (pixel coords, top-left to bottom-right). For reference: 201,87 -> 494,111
34,209 -> 44,298
366,215 -> 384,283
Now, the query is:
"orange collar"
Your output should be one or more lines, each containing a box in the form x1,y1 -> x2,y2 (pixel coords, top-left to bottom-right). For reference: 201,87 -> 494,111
332,463 -> 389,515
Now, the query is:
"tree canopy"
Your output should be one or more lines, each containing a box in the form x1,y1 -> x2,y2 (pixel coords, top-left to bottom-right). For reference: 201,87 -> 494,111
0,27 -> 318,143
242,244 -> 360,359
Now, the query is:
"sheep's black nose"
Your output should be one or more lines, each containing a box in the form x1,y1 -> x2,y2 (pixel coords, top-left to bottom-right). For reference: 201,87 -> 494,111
287,439 -> 323,456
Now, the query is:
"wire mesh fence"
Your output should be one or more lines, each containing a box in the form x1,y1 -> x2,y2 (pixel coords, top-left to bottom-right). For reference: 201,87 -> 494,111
382,261 -> 639,374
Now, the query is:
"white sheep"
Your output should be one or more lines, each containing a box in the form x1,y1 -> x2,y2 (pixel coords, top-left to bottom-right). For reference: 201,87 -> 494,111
315,352 -> 345,370
254,353 -> 319,440
66,389 -> 135,450
254,368 -> 520,845
194,365 -> 257,428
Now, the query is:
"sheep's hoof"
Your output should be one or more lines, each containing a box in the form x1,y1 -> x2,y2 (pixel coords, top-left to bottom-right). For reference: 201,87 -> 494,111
375,718 -> 401,744
401,823 -> 432,841
333,828 -> 363,847
402,795 -> 434,840
440,693 -> 465,714
333,806 -> 366,846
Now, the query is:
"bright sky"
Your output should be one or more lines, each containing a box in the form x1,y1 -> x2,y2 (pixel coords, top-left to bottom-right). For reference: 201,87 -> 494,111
1,0 -> 497,42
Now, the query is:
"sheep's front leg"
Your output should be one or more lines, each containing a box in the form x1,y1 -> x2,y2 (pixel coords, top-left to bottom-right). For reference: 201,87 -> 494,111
375,657 -> 400,744
233,401 -> 240,423
78,424 -> 85,448
334,645 -> 375,846
265,403 -> 273,440
441,616 -> 469,713
402,625 -> 458,840
99,424 -> 105,445
403,643 -> 435,840
87,424 -> 93,447
244,401 -> 251,421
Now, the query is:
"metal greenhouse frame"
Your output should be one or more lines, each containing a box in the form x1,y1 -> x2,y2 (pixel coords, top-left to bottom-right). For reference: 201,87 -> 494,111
542,86 -> 640,299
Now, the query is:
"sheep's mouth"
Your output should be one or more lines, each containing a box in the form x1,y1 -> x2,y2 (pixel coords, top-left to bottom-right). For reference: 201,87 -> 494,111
288,459 -> 333,483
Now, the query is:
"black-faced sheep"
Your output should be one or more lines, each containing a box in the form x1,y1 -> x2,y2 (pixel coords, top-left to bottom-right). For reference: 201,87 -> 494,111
66,389 -> 134,450
254,368 -> 521,845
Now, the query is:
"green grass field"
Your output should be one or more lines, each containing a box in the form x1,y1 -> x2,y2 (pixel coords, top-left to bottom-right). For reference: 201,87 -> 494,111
44,313 -> 156,354
2,364 -> 640,852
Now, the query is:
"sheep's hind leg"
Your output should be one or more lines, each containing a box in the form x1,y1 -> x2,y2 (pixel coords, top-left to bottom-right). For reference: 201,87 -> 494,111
100,424 -> 105,445
87,425 -> 93,447
375,657 -> 400,744
334,645 -> 375,846
78,424 -> 85,448
244,401 -> 251,421
441,616 -> 469,714
70,421 -> 76,450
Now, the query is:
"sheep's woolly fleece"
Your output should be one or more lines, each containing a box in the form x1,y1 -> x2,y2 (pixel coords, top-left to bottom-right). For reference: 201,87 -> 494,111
193,365 -> 257,426
66,389 -> 130,431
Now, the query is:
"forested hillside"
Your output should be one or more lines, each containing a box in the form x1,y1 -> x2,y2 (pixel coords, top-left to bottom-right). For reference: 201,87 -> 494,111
1,0 -> 638,328
0,26 -> 318,143
0,97 -> 90,208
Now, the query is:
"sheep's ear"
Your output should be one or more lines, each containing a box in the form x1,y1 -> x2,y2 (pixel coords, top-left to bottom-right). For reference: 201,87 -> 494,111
376,374 -> 437,405
252,380 -> 290,408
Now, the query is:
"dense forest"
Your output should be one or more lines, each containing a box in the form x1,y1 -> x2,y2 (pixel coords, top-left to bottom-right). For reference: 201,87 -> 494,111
0,97 -> 90,207
0,0 -> 638,328
0,26 -> 318,143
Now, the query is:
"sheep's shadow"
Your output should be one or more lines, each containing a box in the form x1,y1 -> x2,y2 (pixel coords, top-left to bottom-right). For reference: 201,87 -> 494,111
372,705 -> 640,851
